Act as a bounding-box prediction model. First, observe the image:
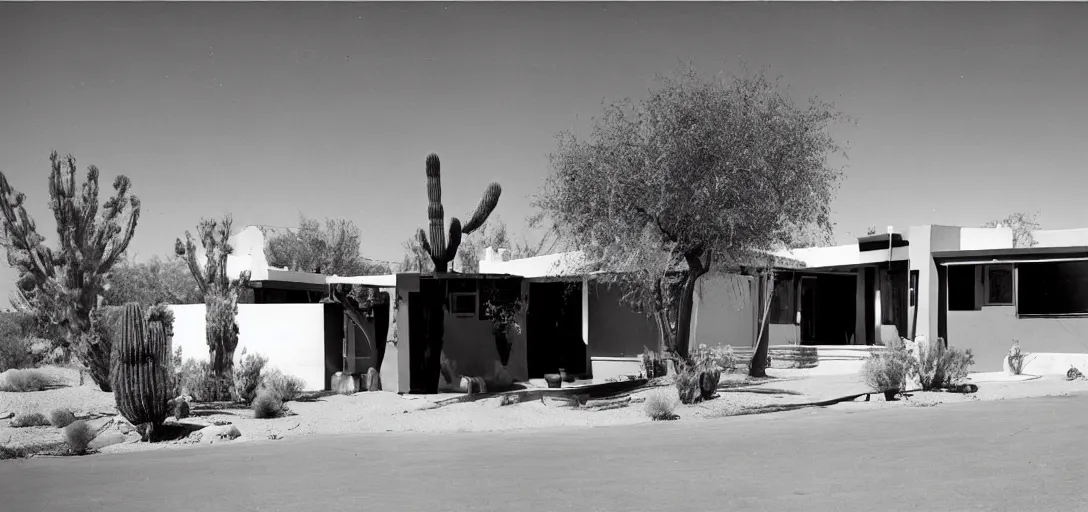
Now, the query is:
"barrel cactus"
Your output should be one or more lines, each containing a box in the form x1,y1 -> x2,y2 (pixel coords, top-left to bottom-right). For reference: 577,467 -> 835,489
110,303 -> 173,440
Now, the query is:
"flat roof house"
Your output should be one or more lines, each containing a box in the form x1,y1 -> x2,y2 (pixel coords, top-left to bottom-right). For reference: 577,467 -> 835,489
776,225 -> 1088,372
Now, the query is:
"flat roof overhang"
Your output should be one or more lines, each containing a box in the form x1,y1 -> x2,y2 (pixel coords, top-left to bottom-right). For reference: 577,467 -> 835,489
248,280 -> 328,293
933,245 -> 1088,265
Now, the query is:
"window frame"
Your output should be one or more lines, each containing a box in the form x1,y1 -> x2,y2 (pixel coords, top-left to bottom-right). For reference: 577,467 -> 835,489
983,263 -> 1015,306
1015,260 -> 1088,317
449,292 -> 478,317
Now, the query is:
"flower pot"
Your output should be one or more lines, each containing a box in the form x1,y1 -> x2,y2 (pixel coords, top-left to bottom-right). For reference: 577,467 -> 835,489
544,373 -> 562,389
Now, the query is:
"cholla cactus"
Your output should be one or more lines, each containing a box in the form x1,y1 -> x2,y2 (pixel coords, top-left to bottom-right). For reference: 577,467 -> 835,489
0,152 -> 141,391
176,215 -> 251,401
416,154 -> 501,273
110,303 -> 173,440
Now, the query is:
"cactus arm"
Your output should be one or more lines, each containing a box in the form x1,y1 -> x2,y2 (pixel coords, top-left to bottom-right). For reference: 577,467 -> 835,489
461,183 -> 501,235
175,232 -> 209,296
97,195 -> 141,275
0,171 -> 55,280
425,154 -> 446,265
445,218 -> 462,264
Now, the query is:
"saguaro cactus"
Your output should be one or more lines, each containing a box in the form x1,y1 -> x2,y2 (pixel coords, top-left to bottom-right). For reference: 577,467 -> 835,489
415,154 -> 501,393
110,303 -> 174,440
416,154 -> 502,273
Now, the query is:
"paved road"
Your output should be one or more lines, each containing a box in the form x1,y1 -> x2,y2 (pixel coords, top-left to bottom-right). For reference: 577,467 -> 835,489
4,394 -> 1087,512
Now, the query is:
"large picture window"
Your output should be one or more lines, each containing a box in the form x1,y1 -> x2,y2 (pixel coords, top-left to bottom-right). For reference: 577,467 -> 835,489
1016,260 -> 1088,316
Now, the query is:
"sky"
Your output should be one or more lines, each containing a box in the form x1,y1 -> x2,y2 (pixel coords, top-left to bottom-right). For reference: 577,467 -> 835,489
2,2 -> 1087,308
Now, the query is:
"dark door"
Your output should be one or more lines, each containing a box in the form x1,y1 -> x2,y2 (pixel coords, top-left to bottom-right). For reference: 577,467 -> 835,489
800,277 -> 817,343
526,282 -> 586,378
407,291 -> 426,393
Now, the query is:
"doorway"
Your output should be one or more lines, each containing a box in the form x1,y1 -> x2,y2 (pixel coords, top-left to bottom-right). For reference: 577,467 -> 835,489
799,277 -> 817,342
799,274 -> 858,345
526,281 -> 585,378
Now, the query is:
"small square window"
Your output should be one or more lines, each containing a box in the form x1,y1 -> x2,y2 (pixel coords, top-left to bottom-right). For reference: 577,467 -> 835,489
450,293 -> 477,316
984,264 -> 1014,305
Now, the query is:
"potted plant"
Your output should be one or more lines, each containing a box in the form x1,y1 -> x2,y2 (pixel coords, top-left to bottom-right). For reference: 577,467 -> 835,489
484,297 -> 522,367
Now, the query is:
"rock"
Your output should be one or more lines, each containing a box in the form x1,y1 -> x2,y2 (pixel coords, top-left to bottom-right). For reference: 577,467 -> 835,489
365,368 -> 382,392
330,372 -> 359,395
189,424 -> 241,444
88,431 -> 127,450
174,400 -> 190,420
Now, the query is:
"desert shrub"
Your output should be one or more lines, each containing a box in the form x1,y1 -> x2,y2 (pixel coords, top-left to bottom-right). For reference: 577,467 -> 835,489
690,344 -> 738,373
861,346 -> 914,395
49,408 -> 77,428
252,388 -> 284,419
674,365 -> 701,405
260,368 -> 305,402
0,368 -> 53,392
0,335 -> 34,372
64,420 -> 96,455
177,358 -> 214,401
916,338 -> 974,390
170,346 -> 184,397
644,388 -> 680,420
1007,340 -> 1026,376
232,348 -> 268,405
10,412 -> 50,427
641,347 -> 668,379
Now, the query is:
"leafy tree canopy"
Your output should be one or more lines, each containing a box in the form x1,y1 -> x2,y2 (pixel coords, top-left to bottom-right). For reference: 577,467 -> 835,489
533,64 -> 847,357
264,213 -> 392,276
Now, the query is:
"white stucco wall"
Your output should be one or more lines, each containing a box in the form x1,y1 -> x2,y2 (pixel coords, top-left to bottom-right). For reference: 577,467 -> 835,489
958,227 -> 1013,250
1032,228 -> 1088,248
168,303 -> 326,391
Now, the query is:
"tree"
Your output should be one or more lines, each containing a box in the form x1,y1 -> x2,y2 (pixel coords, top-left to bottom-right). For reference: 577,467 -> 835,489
984,212 -> 1040,248
103,255 -> 204,306
456,217 -> 510,273
0,152 -> 141,390
399,234 -> 435,273
264,214 -> 391,276
534,64 -> 845,364
175,215 -> 251,401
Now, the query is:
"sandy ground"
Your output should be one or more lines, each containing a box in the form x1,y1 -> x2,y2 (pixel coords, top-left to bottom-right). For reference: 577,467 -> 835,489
4,366 -> 1087,458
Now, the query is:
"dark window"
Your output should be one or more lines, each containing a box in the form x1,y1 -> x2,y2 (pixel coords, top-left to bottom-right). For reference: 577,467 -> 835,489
768,275 -> 795,324
947,265 -> 977,311
450,293 -> 477,316
984,265 -> 1014,305
1016,261 -> 1088,315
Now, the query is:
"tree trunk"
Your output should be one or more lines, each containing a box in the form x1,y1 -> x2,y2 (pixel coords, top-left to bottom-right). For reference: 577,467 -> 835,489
674,273 -> 699,360
749,273 -> 774,378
